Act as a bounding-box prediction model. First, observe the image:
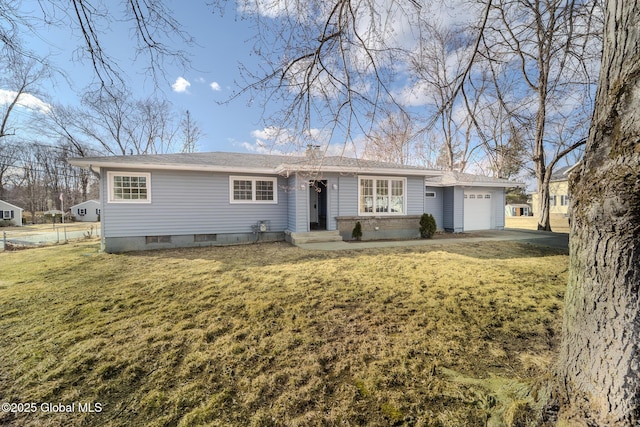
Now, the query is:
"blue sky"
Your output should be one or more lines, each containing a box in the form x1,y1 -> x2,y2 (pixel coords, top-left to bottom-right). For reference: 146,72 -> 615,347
4,1 -> 480,158
5,1 -> 282,154
1,0 -> 593,185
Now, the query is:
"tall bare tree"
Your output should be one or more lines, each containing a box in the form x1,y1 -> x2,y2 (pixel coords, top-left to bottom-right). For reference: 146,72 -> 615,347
179,110 -> 203,153
76,89 -> 179,155
362,111 -> 415,165
555,0 -> 640,423
479,0 -> 601,230
0,57 -> 50,199
409,22 -> 480,172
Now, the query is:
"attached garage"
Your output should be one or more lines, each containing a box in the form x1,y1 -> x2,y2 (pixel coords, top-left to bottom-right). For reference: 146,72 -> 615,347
464,191 -> 493,231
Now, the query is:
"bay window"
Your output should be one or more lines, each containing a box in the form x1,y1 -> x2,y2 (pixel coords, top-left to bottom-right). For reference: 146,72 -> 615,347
359,177 -> 405,215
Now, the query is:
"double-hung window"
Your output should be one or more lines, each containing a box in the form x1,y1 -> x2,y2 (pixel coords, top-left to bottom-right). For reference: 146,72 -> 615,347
229,176 -> 277,204
108,172 -> 151,203
2,210 -> 13,219
359,177 -> 405,215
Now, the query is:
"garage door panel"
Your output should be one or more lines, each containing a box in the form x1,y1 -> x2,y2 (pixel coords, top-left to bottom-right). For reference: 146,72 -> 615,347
464,192 -> 492,231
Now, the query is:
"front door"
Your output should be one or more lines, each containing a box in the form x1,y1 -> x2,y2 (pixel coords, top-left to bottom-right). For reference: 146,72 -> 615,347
309,180 -> 327,230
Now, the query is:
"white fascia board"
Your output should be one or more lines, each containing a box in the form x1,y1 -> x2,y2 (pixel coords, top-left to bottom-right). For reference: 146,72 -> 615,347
69,159 -> 446,178
425,180 -> 523,188
68,160 -> 279,175
458,181 -> 524,188
275,164 -> 443,177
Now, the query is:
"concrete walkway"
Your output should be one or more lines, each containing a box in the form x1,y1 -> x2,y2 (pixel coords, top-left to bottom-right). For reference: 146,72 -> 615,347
296,229 -> 569,251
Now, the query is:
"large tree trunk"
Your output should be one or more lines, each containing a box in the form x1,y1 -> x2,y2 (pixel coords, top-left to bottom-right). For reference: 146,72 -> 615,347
557,0 -> 640,424
536,177 -> 552,231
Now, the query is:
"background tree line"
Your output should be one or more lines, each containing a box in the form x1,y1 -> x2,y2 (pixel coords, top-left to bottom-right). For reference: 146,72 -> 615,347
0,57 -> 202,222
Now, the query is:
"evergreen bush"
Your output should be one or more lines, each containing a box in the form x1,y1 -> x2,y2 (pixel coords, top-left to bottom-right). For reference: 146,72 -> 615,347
420,213 -> 437,239
352,221 -> 363,240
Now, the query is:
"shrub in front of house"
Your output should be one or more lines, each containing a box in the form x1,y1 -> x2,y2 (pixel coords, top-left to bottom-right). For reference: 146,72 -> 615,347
352,221 -> 363,241
420,213 -> 437,239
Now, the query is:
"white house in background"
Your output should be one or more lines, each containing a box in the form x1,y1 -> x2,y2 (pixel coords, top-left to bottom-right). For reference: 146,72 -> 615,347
505,204 -> 532,217
71,200 -> 101,222
68,151 -> 522,253
0,200 -> 23,226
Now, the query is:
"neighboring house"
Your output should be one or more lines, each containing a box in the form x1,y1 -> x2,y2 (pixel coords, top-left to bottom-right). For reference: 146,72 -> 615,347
532,165 -> 575,216
71,200 -> 101,222
68,151 -> 521,253
505,204 -> 532,217
0,200 -> 23,226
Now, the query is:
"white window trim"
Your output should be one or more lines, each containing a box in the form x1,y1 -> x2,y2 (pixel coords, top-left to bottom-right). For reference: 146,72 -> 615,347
2,210 -> 11,219
107,171 -> 152,204
229,176 -> 278,204
358,176 -> 407,216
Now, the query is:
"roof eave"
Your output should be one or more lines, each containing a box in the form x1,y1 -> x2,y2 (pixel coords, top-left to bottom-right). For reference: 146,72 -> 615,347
68,159 -> 279,175
0,200 -> 23,210
275,164 -> 444,177
458,181 -> 523,188
425,180 -> 523,188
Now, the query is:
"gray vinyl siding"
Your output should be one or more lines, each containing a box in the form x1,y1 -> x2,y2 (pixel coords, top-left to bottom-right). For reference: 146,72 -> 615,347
406,176 -> 424,215
492,188 -> 506,229
337,175 -> 358,216
102,168 -> 288,237
424,187 -> 444,230
325,174 -> 339,231
286,174 -> 308,232
443,186 -> 464,232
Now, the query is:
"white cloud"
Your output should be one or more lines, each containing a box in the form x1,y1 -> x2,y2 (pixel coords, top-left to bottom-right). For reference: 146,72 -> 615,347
240,125 -> 367,159
171,77 -> 191,93
241,141 -> 287,155
251,126 -> 282,141
0,89 -> 51,114
209,82 -> 221,91
237,0 -> 295,19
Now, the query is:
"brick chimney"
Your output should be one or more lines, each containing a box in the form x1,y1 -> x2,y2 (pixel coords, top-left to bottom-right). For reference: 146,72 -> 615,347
305,144 -> 321,161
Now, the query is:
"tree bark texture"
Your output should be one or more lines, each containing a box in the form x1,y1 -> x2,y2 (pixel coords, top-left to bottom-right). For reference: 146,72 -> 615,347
557,0 -> 640,424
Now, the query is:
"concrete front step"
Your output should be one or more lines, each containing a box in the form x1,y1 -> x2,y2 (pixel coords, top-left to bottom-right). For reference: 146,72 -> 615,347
285,230 -> 344,245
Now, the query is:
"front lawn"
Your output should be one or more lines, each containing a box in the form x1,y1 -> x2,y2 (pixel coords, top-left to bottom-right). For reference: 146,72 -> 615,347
0,240 -> 568,426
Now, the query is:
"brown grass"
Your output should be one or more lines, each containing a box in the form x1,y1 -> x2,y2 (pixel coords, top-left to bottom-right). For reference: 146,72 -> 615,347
506,215 -> 570,233
0,240 -> 568,426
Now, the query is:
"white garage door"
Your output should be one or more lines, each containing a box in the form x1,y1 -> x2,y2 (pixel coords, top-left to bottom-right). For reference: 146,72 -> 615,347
464,192 -> 493,231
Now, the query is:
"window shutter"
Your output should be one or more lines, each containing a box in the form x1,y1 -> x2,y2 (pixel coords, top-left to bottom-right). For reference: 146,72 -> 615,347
10,210 -> 14,219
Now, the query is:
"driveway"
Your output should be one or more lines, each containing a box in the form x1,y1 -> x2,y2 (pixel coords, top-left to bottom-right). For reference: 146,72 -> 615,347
296,229 -> 569,251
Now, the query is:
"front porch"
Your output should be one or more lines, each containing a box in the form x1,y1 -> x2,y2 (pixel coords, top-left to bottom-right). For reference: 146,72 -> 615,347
284,230 -> 343,246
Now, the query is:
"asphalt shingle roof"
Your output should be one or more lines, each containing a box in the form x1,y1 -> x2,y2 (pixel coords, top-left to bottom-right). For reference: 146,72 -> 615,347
73,151 -> 433,171
69,151 -> 520,186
